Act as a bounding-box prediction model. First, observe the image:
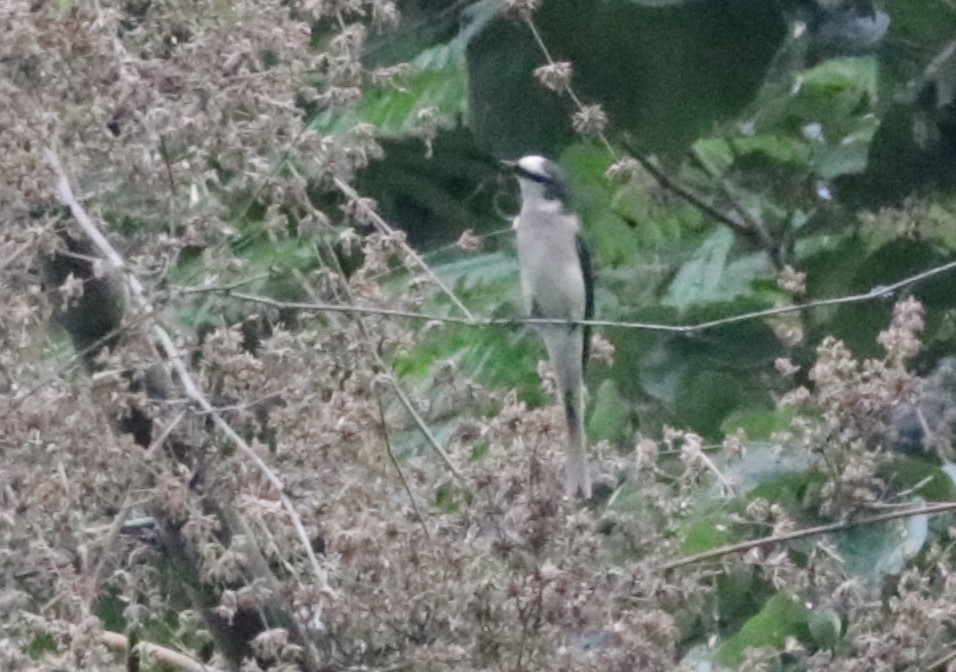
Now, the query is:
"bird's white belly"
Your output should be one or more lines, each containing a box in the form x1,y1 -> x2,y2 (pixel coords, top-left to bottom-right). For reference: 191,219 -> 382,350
520,246 -> 585,321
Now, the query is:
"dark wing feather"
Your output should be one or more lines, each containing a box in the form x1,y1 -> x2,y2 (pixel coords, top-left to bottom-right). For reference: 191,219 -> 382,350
575,232 -> 594,371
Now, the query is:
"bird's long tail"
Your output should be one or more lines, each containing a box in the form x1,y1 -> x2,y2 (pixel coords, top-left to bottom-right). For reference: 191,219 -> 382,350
544,328 -> 591,499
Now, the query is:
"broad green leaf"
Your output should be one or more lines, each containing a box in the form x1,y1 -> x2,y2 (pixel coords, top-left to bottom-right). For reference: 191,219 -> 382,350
675,368 -> 748,437
680,512 -> 738,554
663,228 -> 773,311
467,0 -> 785,156
814,115 -> 880,179
430,251 -> 517,290
586,379 -> 632,445
716,592 -> 810,667
720,409 -> 797,441
807,608 -> 842,650
749,469 -> 827,513
314,36 -> 468,138
730,134 -> 813,169
722,442 -> 818,493
559,143 -> 708,270
834,504 -> 930,586
882,456 -> 956,502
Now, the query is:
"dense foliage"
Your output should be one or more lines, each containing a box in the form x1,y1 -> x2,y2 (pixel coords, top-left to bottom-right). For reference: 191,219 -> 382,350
4,0 -> 956,671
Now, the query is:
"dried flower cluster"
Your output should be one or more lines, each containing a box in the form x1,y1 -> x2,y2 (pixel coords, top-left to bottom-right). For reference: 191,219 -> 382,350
533,61 -> 573,93
571,104 -> 609,138
0,5 -> 694,669
4,1 -> 956,670
779,300 -> 926,515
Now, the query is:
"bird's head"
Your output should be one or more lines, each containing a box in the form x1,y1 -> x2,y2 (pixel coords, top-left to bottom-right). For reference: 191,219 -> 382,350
503,154 -> 570,208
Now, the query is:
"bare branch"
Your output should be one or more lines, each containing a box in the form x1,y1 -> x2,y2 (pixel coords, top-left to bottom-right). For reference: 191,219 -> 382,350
661,500 -> 956,570
521,13 -> 781,262
46,150 -> 333,601
376,397 -> 432,540
629,147 -> 773,253
293,267 -> 465,481
333,176 -> 475,320
230,256 -> 956,334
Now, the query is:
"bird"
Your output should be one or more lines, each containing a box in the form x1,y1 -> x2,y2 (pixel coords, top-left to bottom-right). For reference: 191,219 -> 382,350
505,154 -> 594,499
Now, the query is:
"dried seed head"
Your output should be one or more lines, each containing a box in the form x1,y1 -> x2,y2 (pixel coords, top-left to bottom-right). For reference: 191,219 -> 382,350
605,156 -> 640,184
571,104 -> 609,137
533,61 -> 572,92
504,0 -> 542,20
777,264 -> 807,296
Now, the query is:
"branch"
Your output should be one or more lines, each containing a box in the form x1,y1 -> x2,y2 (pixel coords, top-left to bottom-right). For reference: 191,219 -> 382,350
661,500 -> 956,570
687,145 -> 771,237
376,397 -> 432,539
293,265 -> 465,481
521,12 -> 780,262
46,151 -> 333,602
333,176 -> 475,321
101,631 -> 224,672
230,256 -> 956,333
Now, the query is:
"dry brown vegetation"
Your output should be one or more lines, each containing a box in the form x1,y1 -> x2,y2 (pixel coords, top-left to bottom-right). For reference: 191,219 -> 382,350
4,1 -> 956,671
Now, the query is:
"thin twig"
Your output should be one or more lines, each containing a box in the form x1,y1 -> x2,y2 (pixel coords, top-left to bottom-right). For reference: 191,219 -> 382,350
522,16 -> 617,159
144,409 -> 188,459
927,645 -> 956,670
175,272 -> 271,294
230,256 -> 956,333
686,144 -> 779,263
83,493 -> 134,608
376,397 -> 432,540
332,176 -> 475,321
661,500 -> 956,570
522,12 -> 781,262
47,151 -> 333,600
629,148 -> 763,247
369,226 -> 513,283
293,265 -> 465,481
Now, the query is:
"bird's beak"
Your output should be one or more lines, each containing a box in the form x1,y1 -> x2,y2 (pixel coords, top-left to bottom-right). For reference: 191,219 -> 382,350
500,159 -> 518,173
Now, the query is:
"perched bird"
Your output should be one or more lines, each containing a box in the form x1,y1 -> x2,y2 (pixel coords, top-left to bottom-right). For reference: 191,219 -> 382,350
505,155 -> 594,498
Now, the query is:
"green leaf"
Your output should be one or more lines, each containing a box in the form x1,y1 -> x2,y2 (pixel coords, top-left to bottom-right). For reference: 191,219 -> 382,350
314,36 -> 468,139
430,251 -> 518,290
586,379 -> 632,445
716,592 -> 810,667
807,608 -> 842,650
467,0 -> 785,156
680,512 -> 738,554
675,368 -> 748,437
749,469 -> 827,513
814,115 -> 880,179
834,508 -> 930,586
882,456 -> 956,502
731,133 -> 813,169
722,442 -> 818,493
663,228 -> 772,311
720,409 -> 797,441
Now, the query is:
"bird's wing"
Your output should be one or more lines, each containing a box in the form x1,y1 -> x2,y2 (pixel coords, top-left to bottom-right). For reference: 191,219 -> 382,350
575,232 -> 594,370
